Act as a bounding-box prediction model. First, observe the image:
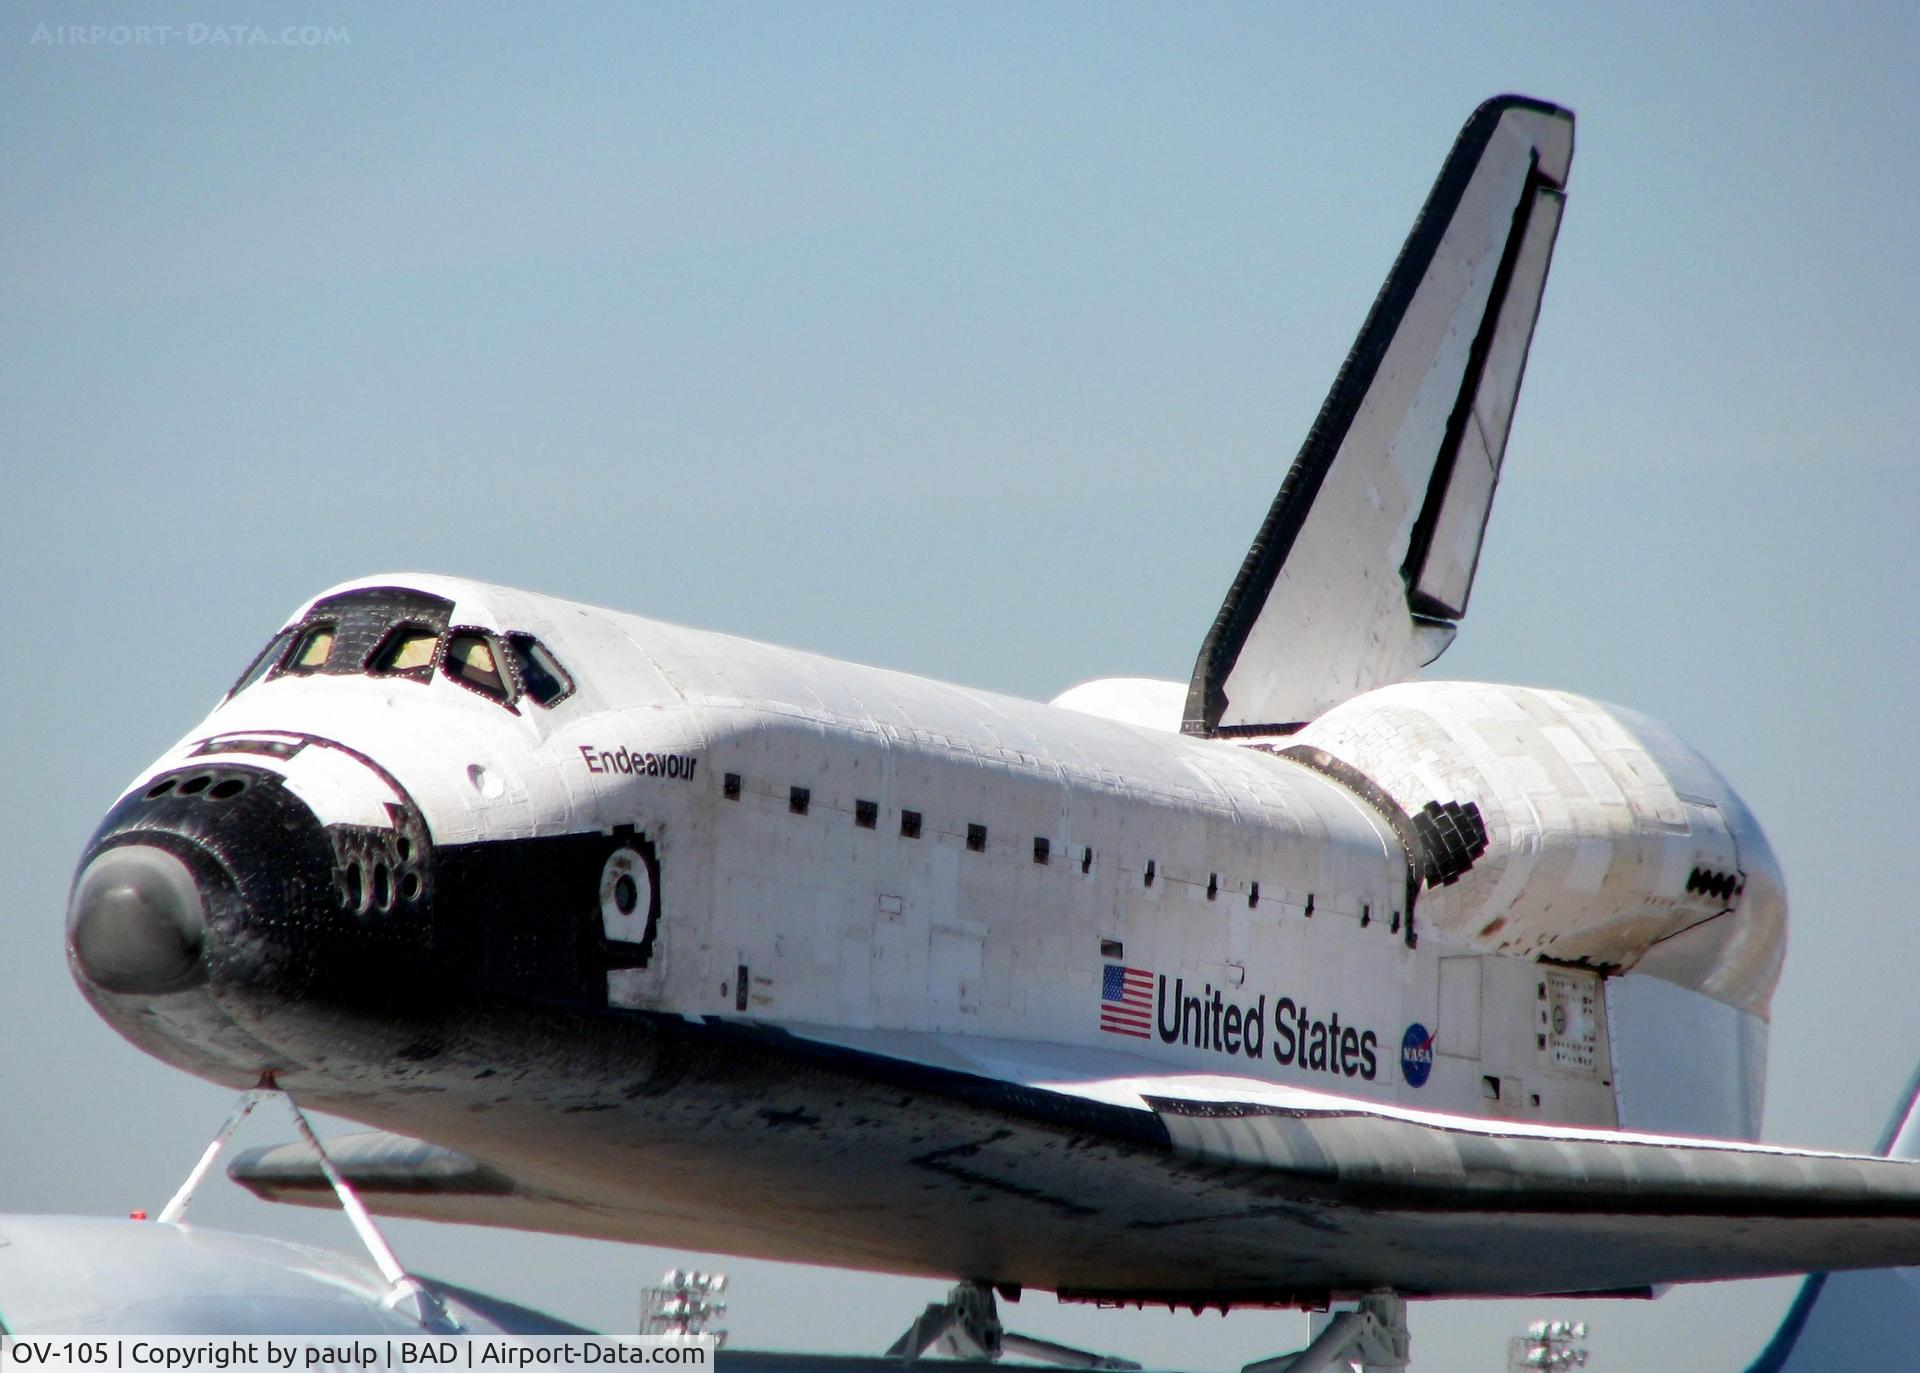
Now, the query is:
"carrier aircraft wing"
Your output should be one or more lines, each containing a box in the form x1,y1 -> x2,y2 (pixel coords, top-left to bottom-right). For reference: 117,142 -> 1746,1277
229,1019 -> 1920,1305
1185,95 -> 1574,737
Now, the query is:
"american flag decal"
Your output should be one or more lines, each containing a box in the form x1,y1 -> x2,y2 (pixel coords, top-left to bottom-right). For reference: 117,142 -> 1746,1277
1100,964 -> 1153,1039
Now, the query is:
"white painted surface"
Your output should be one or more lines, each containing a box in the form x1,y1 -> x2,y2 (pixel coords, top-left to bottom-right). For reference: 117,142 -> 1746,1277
1050,677 -> 1188,733
1210,104 -> 1575,731
105,569 -> 1792,1142
1607,972 -> 1768,1140
1291,679 -> 1787,1015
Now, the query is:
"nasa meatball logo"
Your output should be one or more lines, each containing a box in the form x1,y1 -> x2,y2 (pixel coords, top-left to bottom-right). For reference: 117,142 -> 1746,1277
1400,1023 -> 1435,1088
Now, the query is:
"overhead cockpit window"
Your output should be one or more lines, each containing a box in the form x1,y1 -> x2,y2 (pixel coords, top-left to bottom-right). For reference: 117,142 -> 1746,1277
369,624 -> 440,680
287,624 -> 337,674
443,631 -> 511,702
229,627 -> 297,697
505,633 -> 575,708
303,587 -> 456,677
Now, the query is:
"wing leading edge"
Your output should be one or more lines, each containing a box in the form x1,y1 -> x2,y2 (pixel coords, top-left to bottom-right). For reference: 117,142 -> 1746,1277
1186,95 -> 1574,737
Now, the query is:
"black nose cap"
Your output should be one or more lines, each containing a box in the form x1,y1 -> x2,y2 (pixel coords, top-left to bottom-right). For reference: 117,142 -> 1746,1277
68,844 -> 210,993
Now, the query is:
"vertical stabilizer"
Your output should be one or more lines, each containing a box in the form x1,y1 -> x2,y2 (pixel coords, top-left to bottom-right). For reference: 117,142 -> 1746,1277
1744,1064 -> 1920,1372
1186,96 -> 1574,737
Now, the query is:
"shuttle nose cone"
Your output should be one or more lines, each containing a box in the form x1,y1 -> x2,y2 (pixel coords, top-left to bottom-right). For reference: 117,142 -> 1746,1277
67,845 -> 209,993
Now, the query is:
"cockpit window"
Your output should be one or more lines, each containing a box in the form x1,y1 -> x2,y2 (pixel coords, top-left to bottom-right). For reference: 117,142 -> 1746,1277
443,631 -> 510,702
221,589 -> 571,716
287,624 -> 337,674
505,633 -> 575,707
300,587 -> 457,677
369,624 -> 440,679
230,627 -> 297,697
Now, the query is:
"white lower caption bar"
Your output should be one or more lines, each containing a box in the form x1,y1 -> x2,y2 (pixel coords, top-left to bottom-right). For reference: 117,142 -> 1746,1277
0,1338 -> 716,1373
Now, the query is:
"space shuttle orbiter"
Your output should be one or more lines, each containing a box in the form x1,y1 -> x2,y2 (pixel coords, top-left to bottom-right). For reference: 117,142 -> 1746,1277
62,100 -> 1920,1366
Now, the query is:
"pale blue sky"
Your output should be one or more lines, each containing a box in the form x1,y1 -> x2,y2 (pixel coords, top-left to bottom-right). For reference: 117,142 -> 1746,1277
5,3 -> 1919,1367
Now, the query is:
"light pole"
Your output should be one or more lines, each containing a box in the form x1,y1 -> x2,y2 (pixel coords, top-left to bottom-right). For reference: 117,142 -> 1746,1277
1507,1319 -> 1590,1370
641,1268 -> 730,1346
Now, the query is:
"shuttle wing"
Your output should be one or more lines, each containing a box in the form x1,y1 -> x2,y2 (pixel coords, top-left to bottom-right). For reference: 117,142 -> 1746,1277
774,1026 -> 1920,1299
1185,96 -> 1574,736
233,1019 -> 1920,1304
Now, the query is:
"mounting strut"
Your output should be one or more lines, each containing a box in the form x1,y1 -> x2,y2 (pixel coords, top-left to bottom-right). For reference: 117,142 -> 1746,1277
1243,1291 -> 1411,1373
889,1282 -> 1140,1369
155,1075 -> 460,1334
